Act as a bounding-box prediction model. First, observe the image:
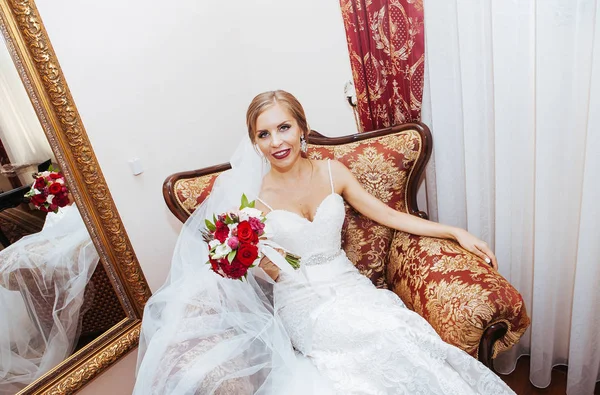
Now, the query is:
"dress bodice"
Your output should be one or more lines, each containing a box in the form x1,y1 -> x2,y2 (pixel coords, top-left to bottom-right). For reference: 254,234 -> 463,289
265,193 -> 345,264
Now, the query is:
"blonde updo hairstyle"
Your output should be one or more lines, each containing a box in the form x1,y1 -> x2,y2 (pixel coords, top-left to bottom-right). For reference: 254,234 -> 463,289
246,90 -> 311,157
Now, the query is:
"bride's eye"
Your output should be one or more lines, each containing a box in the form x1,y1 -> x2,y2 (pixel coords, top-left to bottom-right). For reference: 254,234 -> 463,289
258,131 -> 269,139
279,124 -> 290,132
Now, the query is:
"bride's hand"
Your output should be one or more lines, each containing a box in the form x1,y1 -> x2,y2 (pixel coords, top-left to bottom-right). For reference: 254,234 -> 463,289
258,249 -> 283,281
453,228 -> 498,270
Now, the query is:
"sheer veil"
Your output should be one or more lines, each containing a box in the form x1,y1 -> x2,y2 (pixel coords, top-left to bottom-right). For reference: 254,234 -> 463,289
134,137 -> 320,394
0,205 -> 98,394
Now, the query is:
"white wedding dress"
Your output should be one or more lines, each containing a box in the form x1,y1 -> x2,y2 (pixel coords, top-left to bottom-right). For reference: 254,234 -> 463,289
0,205 -> 99,394
134,142 -> 514,394
259,161 -> 514,395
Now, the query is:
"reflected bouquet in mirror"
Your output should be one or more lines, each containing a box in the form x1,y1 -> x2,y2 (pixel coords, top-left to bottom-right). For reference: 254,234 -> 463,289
24,166 -> 70,213
202,194 -> 300,280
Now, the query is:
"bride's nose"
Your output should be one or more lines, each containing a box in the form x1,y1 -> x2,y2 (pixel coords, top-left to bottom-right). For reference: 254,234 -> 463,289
270,132 -> 282,148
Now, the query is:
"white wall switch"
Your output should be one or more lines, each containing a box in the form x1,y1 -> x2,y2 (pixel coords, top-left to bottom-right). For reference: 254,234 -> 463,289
128,157 -> 144,176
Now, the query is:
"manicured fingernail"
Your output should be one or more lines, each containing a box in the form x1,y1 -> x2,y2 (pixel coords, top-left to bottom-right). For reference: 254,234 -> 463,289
485,257 -> 491,264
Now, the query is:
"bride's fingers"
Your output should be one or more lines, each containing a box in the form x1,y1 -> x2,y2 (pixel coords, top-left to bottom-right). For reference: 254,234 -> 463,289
467,245 -> 491,266
476,244 -> 497,270
259,256 -> 274,269
259,258 -> 274,268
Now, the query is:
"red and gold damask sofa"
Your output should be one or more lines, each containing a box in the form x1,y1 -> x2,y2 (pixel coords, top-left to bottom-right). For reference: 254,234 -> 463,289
163,122 -> 530,368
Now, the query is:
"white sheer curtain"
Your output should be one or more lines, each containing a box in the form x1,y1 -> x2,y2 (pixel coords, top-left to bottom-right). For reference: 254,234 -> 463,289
0,36 -> 53,167
422,0 -> 600,393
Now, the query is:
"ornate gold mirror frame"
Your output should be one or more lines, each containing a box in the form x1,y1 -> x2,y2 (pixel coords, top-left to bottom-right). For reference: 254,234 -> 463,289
0,0 -> 151,393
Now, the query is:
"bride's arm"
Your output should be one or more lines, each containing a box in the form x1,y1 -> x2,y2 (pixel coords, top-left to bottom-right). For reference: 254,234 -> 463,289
331,160 -> 498,269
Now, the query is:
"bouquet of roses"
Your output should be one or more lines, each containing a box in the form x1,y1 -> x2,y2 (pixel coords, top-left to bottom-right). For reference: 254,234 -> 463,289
202,194 -> 300,280
24,166 -> 70,213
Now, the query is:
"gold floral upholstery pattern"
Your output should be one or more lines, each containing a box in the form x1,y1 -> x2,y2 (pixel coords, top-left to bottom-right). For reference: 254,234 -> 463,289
387,232 -> 530,358
174,172 -> 223,216
170,128 -> 530,360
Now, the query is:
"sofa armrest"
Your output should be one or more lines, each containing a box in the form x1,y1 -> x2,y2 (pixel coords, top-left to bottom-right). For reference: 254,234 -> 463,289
386,231 -> 530,360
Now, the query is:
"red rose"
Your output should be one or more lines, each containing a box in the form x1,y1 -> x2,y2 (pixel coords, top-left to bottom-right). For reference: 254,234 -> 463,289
236,243 -> 258,267
237,221 -> 258,244
31,194 -> 47,206
214,221 -> 229,243
49,172 -> 62,179
48,182 -> 62,195
54,194 -> 70,207
34,177 -> 46,190
209,257 -> 224,277
222,258 -> 249,278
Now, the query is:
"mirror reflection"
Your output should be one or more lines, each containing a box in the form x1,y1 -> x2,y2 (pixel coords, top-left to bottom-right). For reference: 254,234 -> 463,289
0,34 -> 126,394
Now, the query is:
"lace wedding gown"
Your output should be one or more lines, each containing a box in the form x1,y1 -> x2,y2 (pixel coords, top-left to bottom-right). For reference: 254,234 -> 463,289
0,205 -> 99,394
134,156 -> 515,395
258,160 -> 515,395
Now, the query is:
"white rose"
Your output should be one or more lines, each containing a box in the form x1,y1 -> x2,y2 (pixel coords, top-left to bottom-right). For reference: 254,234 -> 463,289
46,195 -> 54,204
208,240 -> 220,249
241,207 -> 263,218
213,244 -> 232,259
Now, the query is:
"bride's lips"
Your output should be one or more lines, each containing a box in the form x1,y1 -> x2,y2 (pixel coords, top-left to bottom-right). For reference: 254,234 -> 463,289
272,149 -> 291,160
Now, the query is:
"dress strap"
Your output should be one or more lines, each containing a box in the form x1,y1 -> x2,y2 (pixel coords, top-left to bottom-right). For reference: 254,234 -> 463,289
327,159 -> 334,193
256,196 -> 274,212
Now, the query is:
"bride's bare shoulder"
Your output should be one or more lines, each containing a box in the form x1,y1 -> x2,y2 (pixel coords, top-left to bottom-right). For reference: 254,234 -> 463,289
310,159 -> 353,188
310,158 -> 348,170
316,158 -> 350,175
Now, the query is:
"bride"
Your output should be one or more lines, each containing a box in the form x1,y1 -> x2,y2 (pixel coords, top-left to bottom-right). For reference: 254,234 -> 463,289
134,90 -> 515,394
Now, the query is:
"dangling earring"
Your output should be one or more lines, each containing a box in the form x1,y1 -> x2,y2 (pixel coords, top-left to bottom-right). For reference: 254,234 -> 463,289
300,135 -> 308,153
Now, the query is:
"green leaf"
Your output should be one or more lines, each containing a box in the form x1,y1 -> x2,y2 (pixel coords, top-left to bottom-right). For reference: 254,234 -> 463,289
249,200 -> 255,208
205,219 -> 216,232
227,249 -> 237,263
224,215 -> 234,225
241,194 -> 249,209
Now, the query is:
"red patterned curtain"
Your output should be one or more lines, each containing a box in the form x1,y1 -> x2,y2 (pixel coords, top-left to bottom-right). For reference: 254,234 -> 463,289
340,0 -> 425,132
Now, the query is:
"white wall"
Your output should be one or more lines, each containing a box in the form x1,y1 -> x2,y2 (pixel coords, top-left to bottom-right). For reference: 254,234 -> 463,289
34,1 -> 354,393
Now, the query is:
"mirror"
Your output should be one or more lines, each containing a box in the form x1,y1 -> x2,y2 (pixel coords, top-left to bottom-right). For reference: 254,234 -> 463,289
0,2 -> 150,393
0,33 -> 128,394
